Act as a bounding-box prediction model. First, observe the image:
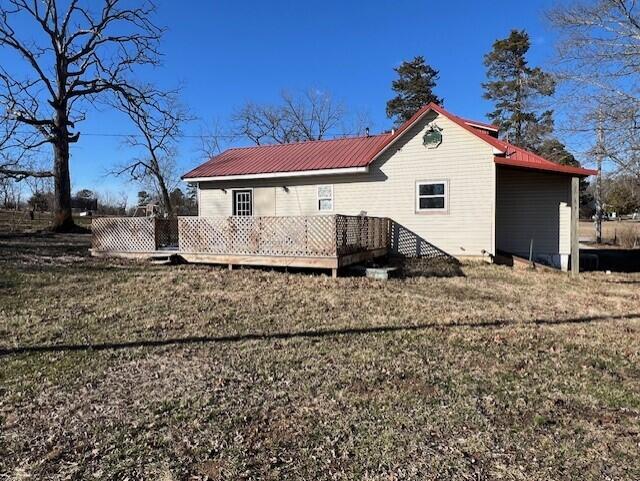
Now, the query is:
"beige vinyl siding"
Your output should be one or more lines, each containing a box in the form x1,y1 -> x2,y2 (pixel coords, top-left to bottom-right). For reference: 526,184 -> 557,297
199,187 -> 231,217
197,111 -> 496,257
254,188 -> 276,216
496,167 -> 571,261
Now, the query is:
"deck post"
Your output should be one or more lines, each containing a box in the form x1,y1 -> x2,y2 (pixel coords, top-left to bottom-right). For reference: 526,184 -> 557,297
331,268 -> 338,279
228,263 -> 233,271
571,176 -> 580,276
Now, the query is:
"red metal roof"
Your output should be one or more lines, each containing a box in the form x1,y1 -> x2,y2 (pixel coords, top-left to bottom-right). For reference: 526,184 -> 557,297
182,134 -> 392,179
493,143 -> 597,176
183,103 -> 596,179
460,117 -> 499,132
423,104 -> 596,176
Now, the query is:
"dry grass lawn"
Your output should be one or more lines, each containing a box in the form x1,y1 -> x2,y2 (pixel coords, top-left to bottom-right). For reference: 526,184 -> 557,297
580,220 -> 640,247
1,233 -> 639,480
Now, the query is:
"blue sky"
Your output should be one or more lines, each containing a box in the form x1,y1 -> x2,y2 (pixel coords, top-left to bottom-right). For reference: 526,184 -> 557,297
6,0 -> 561,202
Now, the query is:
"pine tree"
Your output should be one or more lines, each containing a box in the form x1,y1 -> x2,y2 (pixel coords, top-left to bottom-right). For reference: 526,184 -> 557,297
386,56 -> 442,125
186,183 -> 199,215
536,138 -> 578,167
537,138 -> 593,211
483,30 -> 555,150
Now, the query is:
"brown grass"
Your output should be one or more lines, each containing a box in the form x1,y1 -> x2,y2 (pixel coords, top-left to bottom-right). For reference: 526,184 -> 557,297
580,220 -> 640,247
1,233 -> 639,480
617,224 -> 640,248
0,209 -> 91,233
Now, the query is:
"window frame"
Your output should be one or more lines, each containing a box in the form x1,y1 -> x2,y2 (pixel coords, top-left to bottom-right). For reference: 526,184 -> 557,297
415,180 -> 448,214
317,184 -> 334,212
232,188 -> 254,216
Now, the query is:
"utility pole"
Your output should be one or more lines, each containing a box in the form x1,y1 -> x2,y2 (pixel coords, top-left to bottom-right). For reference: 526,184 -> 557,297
595,113 -> 604,244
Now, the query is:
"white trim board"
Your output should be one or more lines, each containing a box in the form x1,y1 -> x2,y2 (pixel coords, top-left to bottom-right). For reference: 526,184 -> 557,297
183,166 -> 369,183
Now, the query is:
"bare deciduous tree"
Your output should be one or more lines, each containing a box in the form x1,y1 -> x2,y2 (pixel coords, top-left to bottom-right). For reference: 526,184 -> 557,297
0,115 -> 52,181
281,90 -> 346,141
232,90 -> 348,145
0,175 -> 21,208
197,118 -> 228,159
0,0 -> 163,230
112,91 -> 191,217
549,0 -> 640,182
232,101 -> 298,145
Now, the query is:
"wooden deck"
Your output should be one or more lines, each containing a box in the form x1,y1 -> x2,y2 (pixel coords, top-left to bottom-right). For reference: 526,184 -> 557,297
91,215 -> 390,276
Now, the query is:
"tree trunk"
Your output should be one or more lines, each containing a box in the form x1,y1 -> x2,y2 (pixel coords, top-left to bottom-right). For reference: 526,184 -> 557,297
157,175 -> 174,217
52,141 -> 74,231
51,106 -> 75,232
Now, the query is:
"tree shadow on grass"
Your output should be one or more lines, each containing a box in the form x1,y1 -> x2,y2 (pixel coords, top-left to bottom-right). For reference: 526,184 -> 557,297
0,233 -> 91,263
2,313 -> 639,357
387,222 -> 466,278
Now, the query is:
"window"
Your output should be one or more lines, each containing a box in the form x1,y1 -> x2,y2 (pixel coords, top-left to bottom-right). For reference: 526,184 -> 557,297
233,189 -> 253,216
416,181 -> 447,212
317,185 -> 333,211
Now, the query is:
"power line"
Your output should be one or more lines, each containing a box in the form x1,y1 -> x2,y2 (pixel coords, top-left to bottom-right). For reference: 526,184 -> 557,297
12,130 -> 239,139
11,130 -> 367,140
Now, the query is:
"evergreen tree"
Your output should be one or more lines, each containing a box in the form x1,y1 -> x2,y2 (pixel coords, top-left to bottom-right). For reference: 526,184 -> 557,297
386,56 -> 442,125
536,138 -> 578,167
75,189 -> 96,200
483,30 -> 555,150
169,188 -> 186,214
28,192 -> 50,212
186,184 -> 198,215
537,138 -> 593,212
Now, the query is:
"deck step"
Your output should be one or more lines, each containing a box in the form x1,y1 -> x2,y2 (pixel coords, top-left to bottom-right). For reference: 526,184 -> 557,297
149,254 -> 176,265
150,259 -> 172,265
349,265 -> 398,280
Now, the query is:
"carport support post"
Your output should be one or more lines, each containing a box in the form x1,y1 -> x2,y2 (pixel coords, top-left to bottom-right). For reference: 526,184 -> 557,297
571,176 -> 580,276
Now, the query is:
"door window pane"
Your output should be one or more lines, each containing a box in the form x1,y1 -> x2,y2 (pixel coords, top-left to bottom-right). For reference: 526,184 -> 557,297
233,190 -> 252,216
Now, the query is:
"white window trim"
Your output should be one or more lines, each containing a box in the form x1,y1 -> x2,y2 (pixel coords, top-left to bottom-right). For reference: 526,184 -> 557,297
317,184 -> 334,212
231,188 -> 254,216
415,180 -> 448,213
197,182 -> 201,217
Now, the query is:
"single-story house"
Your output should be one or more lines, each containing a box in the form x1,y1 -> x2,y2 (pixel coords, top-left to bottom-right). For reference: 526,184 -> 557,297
183,103 -> 596,270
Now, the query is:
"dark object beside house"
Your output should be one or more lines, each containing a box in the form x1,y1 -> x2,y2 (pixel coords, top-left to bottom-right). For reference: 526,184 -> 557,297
71,196 -> 98,214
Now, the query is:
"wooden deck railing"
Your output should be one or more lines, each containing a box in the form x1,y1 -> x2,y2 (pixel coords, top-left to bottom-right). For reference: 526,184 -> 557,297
92,215 -> 390,258
178,215 -> 390,257
335,215 -> 391,255
92,217 -> 178,252
178,216 -> 335,256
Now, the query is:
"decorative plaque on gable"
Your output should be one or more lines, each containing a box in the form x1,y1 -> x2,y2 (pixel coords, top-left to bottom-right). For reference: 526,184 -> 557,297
423,124 -> 443,149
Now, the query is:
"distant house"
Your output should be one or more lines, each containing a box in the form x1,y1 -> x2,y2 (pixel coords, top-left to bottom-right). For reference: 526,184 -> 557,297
70,196 -> 98,214
183,103 -> 595,270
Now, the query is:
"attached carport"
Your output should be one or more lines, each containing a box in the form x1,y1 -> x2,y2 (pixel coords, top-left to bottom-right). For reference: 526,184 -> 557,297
494,155 -> 596,274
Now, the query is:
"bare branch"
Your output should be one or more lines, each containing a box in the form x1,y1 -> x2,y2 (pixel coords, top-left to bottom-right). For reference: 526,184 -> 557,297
232,89 -> 350,145
0,0 -> 165,228
0,167 -> 54,180
549,0 -> 640,180
108,87 -> 192,216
